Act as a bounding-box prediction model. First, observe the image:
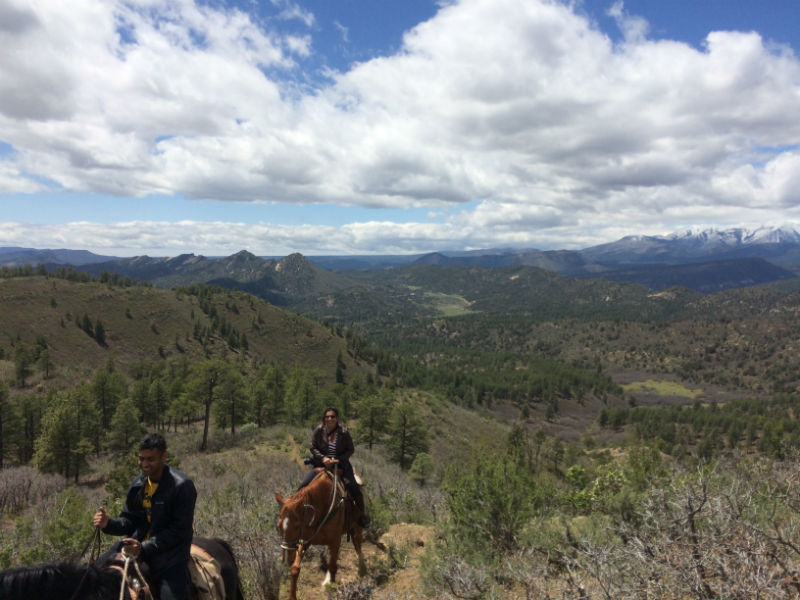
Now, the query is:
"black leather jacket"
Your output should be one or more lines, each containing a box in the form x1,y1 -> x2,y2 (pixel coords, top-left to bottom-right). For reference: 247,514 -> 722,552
310,423 -> 354,467
103,464 -> 196,573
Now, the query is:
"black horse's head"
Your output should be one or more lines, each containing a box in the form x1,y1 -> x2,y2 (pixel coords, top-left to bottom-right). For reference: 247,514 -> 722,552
0,561 -> 123,600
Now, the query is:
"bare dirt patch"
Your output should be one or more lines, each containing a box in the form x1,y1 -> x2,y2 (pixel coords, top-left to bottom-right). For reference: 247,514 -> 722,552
283,523 -> 433,600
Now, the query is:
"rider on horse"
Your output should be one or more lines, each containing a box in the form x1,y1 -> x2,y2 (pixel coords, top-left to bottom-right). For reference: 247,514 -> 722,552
297,406 -> 370,528
93,432 -> 197,600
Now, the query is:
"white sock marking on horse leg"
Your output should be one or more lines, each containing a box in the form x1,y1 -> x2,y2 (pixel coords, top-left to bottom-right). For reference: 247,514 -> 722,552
323,571 -> 331,586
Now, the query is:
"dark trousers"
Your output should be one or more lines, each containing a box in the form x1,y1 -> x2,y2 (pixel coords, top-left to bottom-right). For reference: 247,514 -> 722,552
97,541 -> 189,600
298,460 -> 365,510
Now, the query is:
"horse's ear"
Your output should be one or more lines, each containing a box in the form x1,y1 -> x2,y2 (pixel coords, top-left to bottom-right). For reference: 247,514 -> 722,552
275,492 -> 284,506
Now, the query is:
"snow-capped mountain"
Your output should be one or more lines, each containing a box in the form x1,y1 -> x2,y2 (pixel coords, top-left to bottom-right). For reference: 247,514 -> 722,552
666,225 -> 800,248
580,225 -> 800,266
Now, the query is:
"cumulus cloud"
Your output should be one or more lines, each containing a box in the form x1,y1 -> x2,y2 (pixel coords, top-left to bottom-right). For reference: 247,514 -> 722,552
1,0 -> 800,253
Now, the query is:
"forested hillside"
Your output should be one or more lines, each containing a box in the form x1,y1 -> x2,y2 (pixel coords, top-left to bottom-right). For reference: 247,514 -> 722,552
4,265 -> 800,599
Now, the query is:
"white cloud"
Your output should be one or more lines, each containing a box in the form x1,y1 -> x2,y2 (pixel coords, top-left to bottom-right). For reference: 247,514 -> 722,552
1,0 -> 800,253
0,161 -> 45,193
333,20 -> 349,43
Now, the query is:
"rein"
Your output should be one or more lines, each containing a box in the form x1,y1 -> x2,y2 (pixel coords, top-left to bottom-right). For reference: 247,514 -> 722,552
281,464 -> 344,560
74,526 -> 103,565
66,527 -> 103,600
67,528 -> 152,600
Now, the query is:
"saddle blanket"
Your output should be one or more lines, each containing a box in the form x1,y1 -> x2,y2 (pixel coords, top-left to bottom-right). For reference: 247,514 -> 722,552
188,544 -> 226,600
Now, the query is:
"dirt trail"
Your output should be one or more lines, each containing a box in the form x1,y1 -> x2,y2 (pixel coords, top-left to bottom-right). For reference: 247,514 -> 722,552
286,433 -> 306,468
286,523 -> 433,600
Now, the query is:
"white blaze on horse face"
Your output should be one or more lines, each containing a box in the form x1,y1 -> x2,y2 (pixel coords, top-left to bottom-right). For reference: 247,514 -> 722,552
282,517 -> 289,533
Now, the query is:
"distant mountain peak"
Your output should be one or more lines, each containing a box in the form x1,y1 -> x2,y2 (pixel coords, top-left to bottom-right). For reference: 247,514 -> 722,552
665,225 -> 800,247
275,253 -> 311,273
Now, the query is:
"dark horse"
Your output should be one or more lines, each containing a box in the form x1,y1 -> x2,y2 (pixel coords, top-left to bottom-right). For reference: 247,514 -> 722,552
275,470 -> 364,600
0,536 -> 243,600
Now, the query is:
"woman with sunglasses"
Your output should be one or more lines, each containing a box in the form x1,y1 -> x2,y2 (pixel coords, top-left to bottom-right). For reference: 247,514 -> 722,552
297,406 -> 370,528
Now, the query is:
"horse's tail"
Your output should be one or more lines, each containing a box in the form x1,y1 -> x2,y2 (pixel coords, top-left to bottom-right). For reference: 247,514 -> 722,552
216,539 -> 238,568
216,538 -> 244,600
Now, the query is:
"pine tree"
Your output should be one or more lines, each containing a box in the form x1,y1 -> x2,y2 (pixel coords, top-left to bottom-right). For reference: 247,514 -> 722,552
109,397 -> 144,453
94,319 -> 106,346
213,368 -> 249,435
354,390 -> 391,450
386,399 -> 428,470
185,360 -> 229,451
284,367 -> 318,426
408,452 -> 434,486
91,363 -> 127,431
14,344 -> 32,388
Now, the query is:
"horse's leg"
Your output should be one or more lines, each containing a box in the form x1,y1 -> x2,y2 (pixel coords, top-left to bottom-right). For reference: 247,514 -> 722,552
288,544 -> 305,600
322,538 -> 342,587
352,525 -> 366,577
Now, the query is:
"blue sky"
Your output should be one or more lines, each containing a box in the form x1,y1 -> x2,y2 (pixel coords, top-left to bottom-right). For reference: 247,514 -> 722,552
1,0 -> 800,257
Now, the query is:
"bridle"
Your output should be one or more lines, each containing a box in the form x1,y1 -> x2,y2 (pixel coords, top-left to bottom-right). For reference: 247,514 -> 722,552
279,463 -> 344,562
67,529 -> 151,600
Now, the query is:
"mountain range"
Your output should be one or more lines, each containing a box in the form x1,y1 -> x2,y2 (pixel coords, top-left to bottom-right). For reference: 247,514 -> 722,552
2,226 -> 799,296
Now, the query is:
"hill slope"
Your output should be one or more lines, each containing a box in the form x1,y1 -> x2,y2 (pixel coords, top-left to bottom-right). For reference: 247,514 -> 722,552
0,275 -> 361,388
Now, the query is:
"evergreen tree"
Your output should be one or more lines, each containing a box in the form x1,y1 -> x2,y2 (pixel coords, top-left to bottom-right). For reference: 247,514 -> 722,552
442,447 -> 544,556
185,359 -> 229,451
91,363 -> 127,431
408,452 -> 435,486
284,367 -> 318,426
168,392 -> 201,430
213,368 -> 249,435
37,348 -> 54,379
109,396 -> 144,453
251,363 -> 285,426
354,390 -> 391,450
81,313 -> 93,336
94,319 -> 106,345
386,399 -> 428,469
148,379 -> 169,430
14,343 -> 32,388
129,380 -> 152,423
12,392 -> 44,464
34,388 -> 98,483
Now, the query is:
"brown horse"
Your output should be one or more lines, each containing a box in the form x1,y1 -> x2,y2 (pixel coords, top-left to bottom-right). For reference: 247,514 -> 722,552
275,469 -> 364,600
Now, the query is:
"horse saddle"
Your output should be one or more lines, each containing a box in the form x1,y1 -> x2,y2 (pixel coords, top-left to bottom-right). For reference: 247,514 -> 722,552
106,545 -> 227,600
312,466 -> 363,486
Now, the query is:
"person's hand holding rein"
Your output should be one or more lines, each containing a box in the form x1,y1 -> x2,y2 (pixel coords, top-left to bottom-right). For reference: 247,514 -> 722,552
121,538 -> 142,557
93,507 -> 109,529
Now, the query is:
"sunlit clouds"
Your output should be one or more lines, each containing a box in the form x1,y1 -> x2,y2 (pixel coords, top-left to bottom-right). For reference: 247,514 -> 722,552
1,0 -> 800,255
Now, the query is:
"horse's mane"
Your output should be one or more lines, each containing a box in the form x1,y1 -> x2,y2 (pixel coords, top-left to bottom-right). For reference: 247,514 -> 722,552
285,472 -> 336,510
0,561 -> 121,600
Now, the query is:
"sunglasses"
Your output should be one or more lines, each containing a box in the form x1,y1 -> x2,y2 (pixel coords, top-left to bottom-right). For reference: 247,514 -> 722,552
324,415 -> 337,419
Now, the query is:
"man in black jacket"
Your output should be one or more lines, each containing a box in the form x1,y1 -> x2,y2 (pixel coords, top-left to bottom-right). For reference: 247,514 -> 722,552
93,433 -> 197,600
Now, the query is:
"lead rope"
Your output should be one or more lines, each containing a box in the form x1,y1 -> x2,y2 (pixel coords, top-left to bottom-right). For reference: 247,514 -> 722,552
119,545 -> 151,600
